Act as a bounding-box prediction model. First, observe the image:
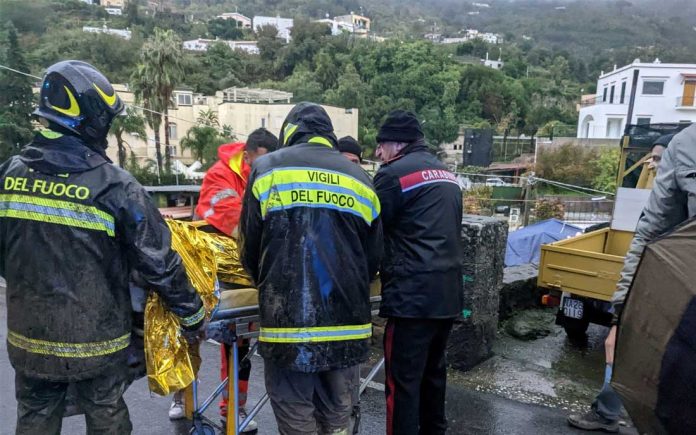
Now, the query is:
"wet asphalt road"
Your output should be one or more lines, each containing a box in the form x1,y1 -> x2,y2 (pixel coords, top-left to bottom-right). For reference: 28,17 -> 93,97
0,284 -> 637,434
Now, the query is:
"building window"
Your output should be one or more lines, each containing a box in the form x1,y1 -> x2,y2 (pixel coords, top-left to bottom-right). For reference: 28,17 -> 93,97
168,122 -> 177,140
261,118 -> 266,128
642,80 -> 665,95
610,85 -> 615,104
602,87 -> 608,102
620,82 -> 627,104
637,117 -> 651,126
176,93 -> 193,106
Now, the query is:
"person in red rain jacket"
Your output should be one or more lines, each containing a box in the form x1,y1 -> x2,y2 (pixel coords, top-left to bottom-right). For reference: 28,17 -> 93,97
196,129 -> 279,237
168,128 -> 278,432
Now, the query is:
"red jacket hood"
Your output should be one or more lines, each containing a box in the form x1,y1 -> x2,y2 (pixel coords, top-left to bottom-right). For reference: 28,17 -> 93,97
217,142 -> 249,181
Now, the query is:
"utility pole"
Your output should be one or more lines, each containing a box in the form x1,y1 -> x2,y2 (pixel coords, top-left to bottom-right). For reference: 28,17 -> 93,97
522,173 -> 535,227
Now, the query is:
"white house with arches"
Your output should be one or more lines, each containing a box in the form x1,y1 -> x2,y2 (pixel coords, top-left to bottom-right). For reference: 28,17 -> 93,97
577,60 -> 696,139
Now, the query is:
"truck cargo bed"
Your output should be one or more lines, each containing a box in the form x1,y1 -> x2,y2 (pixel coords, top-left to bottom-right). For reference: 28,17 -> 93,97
538,228 -> 633,301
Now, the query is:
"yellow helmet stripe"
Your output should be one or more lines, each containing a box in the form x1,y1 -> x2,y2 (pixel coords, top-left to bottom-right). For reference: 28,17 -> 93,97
48,86 -> 81,118
92,83 -> 118,107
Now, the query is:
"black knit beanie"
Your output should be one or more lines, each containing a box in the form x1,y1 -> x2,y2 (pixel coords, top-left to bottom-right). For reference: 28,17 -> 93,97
376,110 -> 424,143
337,136 -> 362,160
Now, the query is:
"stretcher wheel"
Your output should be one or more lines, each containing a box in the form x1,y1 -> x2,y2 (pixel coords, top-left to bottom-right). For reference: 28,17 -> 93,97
189,422 -> 215,435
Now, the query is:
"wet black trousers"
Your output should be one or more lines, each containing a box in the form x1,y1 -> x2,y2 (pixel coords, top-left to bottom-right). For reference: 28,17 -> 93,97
383,317 -> 454,435
15,371 -> 132,435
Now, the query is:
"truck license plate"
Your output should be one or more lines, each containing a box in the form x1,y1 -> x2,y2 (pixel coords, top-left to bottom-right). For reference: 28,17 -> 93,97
563,298 -> 584,319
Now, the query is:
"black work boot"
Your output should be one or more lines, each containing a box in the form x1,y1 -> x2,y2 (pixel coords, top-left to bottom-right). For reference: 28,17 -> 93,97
568,410 -> 620,432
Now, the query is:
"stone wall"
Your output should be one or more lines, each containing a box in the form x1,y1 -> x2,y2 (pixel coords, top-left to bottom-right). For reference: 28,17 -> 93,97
499,264 -> 542,321
447,215 -> 508,371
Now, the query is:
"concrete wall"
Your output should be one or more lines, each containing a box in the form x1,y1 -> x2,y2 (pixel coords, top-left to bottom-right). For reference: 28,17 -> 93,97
537,137 -> 620,150
447,215 -> 508,371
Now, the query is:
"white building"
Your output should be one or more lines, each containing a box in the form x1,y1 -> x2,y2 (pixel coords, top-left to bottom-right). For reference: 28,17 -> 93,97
482,52 -> 504,70
104,7 -> 122,15
437,29 -> 502,45
334,13 -> 371,37
228,40 -> 259,55
314,18 -> 354,36
217,12 -> 252,29
253,16 -> 294,42
577,59 -> 696,139
464,29 -> 501,44
441,37 -> 468,44
99,85 -> 359,165
82,25 -> 131,40
182,38 -> 259,55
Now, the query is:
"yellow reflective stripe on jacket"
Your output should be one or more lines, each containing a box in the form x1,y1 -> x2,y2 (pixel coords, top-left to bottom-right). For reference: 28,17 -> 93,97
39,129 -> 63,139
0,194 -> 115,237
307,136 -> 333,148
283,123 -> 298,145
8,331 -> 130,358
180,305 -> 205,327
252,167 -> 380,224
259,323 -> 372,343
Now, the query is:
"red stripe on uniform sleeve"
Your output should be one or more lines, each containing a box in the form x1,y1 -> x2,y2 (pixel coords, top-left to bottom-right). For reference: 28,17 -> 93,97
399,171 -> 426,191
399,170 -> 460,192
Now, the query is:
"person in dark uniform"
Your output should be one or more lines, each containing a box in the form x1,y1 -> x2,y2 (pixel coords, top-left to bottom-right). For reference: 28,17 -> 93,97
373,110 -> 463,435
240,103 -> 383,435
0,60 -> 204,435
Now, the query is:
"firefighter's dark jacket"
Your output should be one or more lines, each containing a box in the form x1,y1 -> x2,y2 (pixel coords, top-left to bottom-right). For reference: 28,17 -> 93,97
374,142 -> 464,319
240,103 -> 383,373
0,131 -> 203,382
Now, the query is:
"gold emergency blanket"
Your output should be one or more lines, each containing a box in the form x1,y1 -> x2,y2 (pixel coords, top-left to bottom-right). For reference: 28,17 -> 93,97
144,219 -> 220,396
190,221 -> 253,287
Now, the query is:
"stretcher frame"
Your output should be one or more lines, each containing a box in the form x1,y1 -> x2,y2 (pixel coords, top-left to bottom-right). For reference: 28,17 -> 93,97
185,296 -> 384,435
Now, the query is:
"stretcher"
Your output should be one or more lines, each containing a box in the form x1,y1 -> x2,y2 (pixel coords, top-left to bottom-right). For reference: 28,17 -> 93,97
186,285 -> 384,435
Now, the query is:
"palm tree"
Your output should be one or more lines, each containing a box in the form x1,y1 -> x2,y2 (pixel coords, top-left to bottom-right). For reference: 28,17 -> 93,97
131,28 -> 184,173
197,109 -> 220,128
110,107 -> 147,168
180,125 -> 221,164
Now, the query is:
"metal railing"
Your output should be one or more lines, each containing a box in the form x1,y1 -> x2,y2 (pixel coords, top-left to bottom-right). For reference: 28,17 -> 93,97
463,197 -> 615,227
579,96 -> 602,107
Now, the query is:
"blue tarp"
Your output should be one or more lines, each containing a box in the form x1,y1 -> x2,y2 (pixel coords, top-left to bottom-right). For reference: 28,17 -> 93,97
505,219 -> 583,267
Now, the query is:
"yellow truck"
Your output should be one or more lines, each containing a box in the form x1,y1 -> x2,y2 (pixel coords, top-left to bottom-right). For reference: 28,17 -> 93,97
538,226 -> 634,338
537,123 -> 684,338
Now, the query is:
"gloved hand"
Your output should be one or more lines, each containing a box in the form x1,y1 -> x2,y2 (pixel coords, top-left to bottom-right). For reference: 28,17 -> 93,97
127,311 -> 146,381
181,319 -> 207,345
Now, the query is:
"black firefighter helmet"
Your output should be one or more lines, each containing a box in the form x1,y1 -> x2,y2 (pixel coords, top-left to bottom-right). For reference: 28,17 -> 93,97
33,60 -> 124,145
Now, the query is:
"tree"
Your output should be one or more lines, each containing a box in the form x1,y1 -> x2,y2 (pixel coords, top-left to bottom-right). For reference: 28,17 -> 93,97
536,144 -> 600,188
591,148 -> 621,192
179,111 -> 225,166
314,50 -> 339,90
179,126 -> 220,163
125,0 -> 141,26
325,63 -> 369,109
197,109 -> 219,127
256,25 -> 283,64
131,28 -> 184,173
0,21 -> 34,160
110,107 -> 147,168
187,42 -> 242,95
208,18 -> 245,40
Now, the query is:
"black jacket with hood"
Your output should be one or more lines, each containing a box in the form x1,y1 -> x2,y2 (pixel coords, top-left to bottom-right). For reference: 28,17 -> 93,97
374,142 -> 463,319
0,130 -> 203,382
240,103 -> 383,373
